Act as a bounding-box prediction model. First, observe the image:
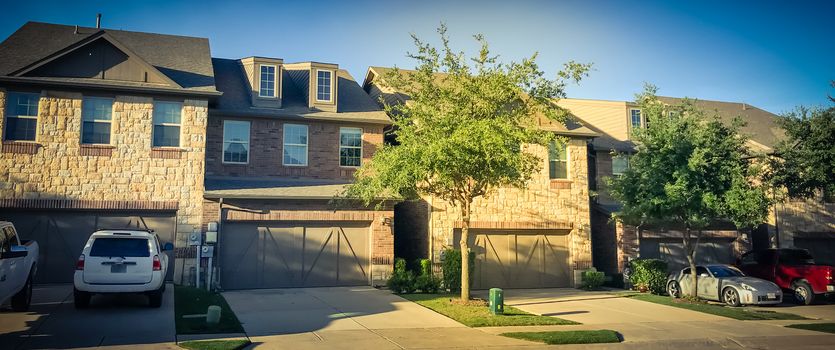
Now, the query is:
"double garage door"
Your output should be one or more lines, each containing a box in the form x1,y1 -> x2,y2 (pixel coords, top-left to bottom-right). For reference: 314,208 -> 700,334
219,222 -> 371,290
2,210 -> 176,284
639,237 -> 734,271
462,230 -> 571,289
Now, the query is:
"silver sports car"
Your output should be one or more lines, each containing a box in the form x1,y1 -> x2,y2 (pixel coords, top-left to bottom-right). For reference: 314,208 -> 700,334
666,264 -> 782,306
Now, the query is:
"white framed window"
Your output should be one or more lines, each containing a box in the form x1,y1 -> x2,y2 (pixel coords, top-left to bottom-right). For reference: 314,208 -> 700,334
3,92 -> 39,141
259,65 -> 276,98
316,70 -> 332,102
630,109 -> 642,129
283,123 -> 308,166
548,141 -> 569,179
152,101 -> 182,147
81,97 -> 113,144
612,154 -> 630,176
222,120 -> 250,164
339,127 -> 362,167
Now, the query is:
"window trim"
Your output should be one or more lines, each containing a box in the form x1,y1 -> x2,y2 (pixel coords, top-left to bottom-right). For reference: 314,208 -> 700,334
80,96 -> 114,145
629,108 -> 643,131
258,64 -> 278,98
339,127 -> 363,168
151,100 -> 183,148
222,120 -> 251,165
3,91 -> 40,142
282,123 -> 308,167
315,69 -> 333,103
548,141 -> 570,180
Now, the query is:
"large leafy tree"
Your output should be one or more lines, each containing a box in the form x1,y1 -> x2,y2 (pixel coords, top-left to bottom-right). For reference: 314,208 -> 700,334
768,82 -> 835,200
342,25 -> 590,301
608,86 -> 771,297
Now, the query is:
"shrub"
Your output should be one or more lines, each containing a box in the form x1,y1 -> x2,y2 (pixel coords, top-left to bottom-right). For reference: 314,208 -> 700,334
581,268 -> 605,290
440,248 -> 475,292
629,259 -> 668,295
387,258 -> 415,293
602,273 -> 624,289
414,258 -> 440,293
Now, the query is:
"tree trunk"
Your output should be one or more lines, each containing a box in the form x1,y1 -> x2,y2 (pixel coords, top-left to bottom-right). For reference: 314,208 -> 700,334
684,225 -> 698,298
459,203 -> 471,302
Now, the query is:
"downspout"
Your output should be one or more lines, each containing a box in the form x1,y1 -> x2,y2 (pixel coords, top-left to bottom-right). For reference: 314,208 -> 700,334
216,197 -> 224,288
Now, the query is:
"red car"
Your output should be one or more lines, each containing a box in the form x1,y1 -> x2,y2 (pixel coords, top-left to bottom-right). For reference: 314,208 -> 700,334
737,248 -> 834,305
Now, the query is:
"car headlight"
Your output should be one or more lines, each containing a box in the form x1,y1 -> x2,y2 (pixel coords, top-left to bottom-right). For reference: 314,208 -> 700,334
740,283 -> 757,292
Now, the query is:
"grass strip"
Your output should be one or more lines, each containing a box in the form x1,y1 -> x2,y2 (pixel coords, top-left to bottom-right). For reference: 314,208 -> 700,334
399,293 -> 579,327
501,330 -> 621,345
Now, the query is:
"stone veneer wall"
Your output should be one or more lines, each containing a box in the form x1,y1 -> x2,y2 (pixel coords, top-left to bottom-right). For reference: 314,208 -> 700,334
0,89 -> 208,283
427,138 -> 593,285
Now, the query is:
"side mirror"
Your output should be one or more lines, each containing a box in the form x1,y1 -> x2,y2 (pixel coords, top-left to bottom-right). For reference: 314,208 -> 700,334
162,242 -> 174,251
0,250 -> 28,259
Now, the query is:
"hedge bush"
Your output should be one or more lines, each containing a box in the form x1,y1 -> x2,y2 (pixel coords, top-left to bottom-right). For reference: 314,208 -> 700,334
629,259 -> 668,295
414,258 -> 440,293
387,258 -> 415,293
441,248 -> 475,292
581,268 -> 605,290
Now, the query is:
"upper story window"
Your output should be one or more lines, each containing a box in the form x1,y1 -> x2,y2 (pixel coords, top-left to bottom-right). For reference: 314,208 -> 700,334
152,101 -> 182,147
283,124 -> 308,166
339,127 -> 362,167
630,109 -> 642,130
223,120 -> 250,164
3,92 -> 39,141
81,97 -> 113,144
259,65 -> 276,98
548,141 -> 569,179
612,154 -> 630,176
316,70 -> 332,102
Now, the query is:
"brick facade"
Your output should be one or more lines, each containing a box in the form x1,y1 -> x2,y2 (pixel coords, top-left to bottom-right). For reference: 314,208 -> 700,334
0,89 -> 208,283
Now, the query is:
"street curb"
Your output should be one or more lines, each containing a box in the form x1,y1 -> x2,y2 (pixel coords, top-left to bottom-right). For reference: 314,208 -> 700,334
176,333 -> 249,342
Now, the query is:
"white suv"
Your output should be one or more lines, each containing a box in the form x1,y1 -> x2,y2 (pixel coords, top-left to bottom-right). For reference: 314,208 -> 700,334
73,229 -> 171,308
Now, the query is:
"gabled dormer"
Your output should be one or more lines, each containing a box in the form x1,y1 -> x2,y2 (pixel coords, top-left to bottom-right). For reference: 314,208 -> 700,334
284,62 -> 338,112
240,56 -> 283,108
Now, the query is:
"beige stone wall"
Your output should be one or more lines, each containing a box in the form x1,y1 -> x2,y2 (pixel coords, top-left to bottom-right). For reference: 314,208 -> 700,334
0,89 -> 208,281
427,138 -> 593,284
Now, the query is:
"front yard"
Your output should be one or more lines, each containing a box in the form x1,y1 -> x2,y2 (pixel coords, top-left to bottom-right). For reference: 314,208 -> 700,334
501,330 -> 621,345
174,285 -> 245,335
624,293 -> 808,320
400,293 -> 579,327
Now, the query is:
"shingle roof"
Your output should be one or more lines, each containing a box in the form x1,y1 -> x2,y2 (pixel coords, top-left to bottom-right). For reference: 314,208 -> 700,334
211,58 -> 390,124
0,21 -> 217,93
204,177 -> 352,199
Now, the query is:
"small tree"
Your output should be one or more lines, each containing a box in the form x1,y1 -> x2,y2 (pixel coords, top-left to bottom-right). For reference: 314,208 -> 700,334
341,25 -> 590,301
768,81 -> 835,200
608,85 -> 771,297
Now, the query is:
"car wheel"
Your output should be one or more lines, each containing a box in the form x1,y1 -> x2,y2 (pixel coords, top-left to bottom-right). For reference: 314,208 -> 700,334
667,281 -> 681,298
792,281 -> 815,305
11,272 -> 33,311
723,287 -> 741,307
148,287 -> 163,308
74,289 -> 91,309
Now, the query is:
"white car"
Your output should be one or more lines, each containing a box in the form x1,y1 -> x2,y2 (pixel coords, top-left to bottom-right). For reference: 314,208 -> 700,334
0,221 -> 39,311
74,229 -> 172,308
667,264 -> 783,306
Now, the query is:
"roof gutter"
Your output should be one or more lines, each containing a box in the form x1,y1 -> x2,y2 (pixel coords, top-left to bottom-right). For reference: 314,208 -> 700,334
0,76 -> 223,98
208,109 -> 392,125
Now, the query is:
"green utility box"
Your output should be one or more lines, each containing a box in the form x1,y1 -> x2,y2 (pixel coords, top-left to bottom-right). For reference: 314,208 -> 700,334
489,288 -> 504,315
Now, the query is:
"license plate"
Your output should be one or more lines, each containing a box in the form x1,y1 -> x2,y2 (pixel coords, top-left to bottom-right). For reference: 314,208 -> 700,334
111,264 -> 127,273
767,293 -> 776,299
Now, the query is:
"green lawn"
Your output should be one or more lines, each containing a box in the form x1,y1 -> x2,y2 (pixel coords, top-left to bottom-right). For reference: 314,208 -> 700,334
785,323 -> 835,334
399,294 -> 579,327
178,339 -> 250,350
174,285 -> 245,335
501,330 -> 621,345
623,293 -> 808,320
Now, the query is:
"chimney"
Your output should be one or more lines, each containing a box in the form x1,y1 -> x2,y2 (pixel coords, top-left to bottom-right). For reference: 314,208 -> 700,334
96,13 -> 102,29
742,102 -> 748,110
74,25 -> 78,34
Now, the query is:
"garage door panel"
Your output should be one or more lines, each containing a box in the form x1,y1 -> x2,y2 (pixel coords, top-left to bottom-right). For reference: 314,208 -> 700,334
262,227 -> 302,288
514,235 -> 542,288
336,227 -> 370,285
464,230 -> 571,290
543,235 -> 571,288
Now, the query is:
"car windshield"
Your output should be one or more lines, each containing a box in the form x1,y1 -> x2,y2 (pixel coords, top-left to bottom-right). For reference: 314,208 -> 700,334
707,266 -> 744,278
779,249 -> 815,265
90,238 -> 150,257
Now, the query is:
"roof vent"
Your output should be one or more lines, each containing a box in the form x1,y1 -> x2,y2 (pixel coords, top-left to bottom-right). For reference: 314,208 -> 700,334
96,13 -> 102,29
74,25 -> 79,34
742,102 -> 748,110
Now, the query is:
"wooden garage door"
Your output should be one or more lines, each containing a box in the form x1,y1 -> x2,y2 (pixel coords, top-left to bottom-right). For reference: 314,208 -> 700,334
219,222 -> 370,290
640,238 -> 734,271
1,210 -> 176,283
794,238 -> 835,266
464,230 -> 571,289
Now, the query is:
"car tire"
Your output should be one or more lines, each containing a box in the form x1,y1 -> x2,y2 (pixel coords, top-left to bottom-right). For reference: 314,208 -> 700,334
792,281 -> 815,305
74,289 -> 91,309
11,272 -> 33,311
148,287 -> 163,308
667,281 -> 681,298
723,287 -> 741,307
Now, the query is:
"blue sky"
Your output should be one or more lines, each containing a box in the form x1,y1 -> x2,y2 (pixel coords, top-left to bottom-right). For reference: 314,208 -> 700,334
1,0 -> 832,114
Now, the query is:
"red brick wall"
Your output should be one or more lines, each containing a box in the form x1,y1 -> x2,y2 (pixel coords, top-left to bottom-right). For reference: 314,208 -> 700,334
205,116 -> 384,179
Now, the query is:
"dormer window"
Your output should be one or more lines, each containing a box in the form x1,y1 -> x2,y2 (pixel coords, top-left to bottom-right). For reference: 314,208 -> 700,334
259,65 -> 277,98
316,70 -> 332,102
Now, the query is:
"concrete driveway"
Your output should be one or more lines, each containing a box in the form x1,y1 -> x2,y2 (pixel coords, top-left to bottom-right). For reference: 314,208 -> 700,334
0,284 -> 176,349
